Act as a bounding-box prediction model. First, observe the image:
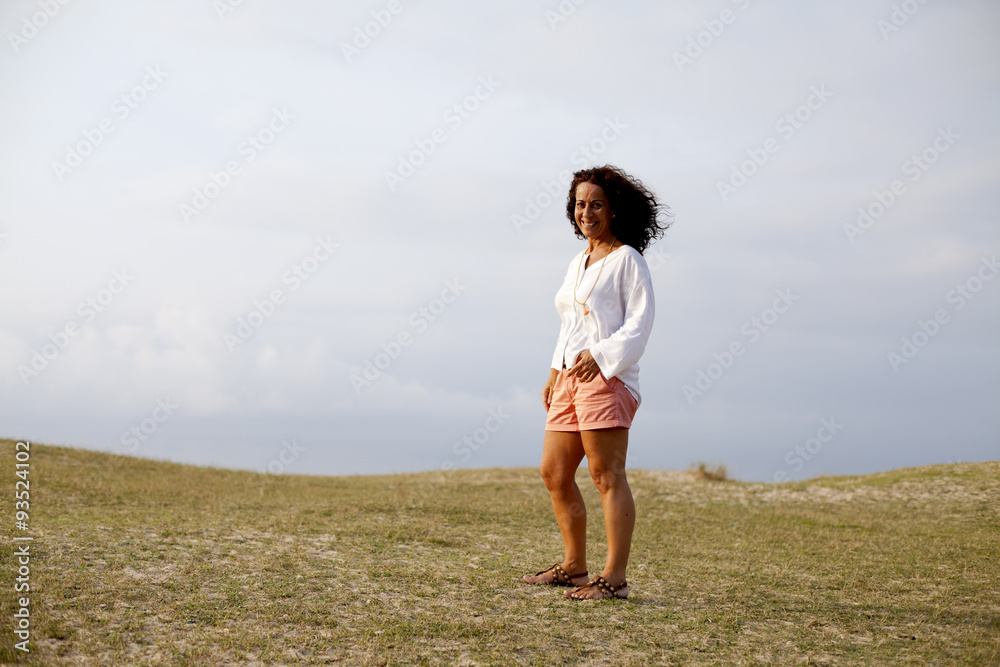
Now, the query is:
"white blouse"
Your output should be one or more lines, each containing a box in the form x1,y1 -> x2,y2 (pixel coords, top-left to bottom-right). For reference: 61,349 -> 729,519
550,244 -> 655,406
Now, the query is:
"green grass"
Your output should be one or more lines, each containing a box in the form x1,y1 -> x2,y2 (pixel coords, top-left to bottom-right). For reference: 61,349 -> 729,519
1,439 -> 998,665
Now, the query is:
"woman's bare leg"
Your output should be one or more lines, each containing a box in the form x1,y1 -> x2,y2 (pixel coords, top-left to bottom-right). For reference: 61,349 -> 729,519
522,430 -> 590,585
568,427 -> 633,598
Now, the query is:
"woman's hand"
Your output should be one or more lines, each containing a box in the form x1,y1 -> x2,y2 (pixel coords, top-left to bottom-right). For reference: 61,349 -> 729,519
542,368 -> 559,410
567,349 -> 601,382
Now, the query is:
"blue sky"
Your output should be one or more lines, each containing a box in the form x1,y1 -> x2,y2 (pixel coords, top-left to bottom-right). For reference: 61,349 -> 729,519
1,0 -> 997,481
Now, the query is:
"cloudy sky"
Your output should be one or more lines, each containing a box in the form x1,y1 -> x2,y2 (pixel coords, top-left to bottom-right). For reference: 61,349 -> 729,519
1,0 -> 997,481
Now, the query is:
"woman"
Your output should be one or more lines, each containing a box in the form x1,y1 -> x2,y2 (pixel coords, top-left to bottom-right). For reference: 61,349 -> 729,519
522,165 -> 669,600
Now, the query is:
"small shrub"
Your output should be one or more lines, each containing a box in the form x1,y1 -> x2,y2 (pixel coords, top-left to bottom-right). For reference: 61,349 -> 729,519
689,461 -> 728,482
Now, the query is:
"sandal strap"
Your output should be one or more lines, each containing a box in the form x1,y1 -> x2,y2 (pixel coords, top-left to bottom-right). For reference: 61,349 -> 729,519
532,562 -> 587,584
531,562 -> 562,578
589,576 -> 628,597
555,564 -> 589,581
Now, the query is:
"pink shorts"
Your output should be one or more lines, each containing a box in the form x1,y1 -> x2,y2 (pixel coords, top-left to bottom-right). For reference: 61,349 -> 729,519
545,369 -> 639,431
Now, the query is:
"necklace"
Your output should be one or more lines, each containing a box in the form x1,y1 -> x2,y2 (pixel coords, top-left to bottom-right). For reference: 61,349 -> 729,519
573,238 -> 620,316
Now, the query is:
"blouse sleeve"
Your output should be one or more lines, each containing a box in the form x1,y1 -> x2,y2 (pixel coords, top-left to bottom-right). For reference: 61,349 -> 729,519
589,253 -> 654,379
550,257 -> 575,370
551,329 -> 567,371
550,288 -> 571,371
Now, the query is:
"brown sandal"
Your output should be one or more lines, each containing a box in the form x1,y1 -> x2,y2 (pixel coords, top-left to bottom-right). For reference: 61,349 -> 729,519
523,562 -> 588,586
565,575 -> 628,600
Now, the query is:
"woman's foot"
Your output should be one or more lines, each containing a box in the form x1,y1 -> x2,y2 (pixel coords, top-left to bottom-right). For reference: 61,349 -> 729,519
565,573 -> 628,599
522,562 -> 590,587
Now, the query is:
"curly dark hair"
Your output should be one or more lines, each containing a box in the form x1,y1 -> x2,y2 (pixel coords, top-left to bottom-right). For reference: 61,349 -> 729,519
565,165 -> 671,255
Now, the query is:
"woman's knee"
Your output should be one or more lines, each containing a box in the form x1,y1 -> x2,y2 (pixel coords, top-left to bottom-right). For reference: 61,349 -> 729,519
588,465 -> 627,494
539,462 -> 577,492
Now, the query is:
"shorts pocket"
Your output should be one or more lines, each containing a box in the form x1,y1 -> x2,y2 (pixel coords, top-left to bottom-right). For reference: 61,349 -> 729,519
596,371 -> 618,390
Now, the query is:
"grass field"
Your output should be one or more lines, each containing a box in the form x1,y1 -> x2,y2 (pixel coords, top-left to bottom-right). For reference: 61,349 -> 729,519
1,439 -> 998,665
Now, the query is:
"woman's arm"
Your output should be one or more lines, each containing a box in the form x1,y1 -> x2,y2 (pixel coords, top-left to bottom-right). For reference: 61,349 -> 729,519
588,255 -> 655,379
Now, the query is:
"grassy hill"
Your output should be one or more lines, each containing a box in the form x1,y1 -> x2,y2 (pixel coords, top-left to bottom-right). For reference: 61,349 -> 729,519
1,439 -> 998,665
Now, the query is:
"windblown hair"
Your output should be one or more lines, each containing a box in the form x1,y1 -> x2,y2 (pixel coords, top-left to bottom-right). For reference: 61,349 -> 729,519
565,165 -> 671,255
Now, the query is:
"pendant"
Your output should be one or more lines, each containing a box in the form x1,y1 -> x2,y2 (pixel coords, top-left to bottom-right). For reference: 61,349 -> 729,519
583,307 -> 589,315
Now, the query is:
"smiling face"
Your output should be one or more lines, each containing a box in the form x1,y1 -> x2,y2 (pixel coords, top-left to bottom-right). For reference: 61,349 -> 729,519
574,181 -> 615,245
